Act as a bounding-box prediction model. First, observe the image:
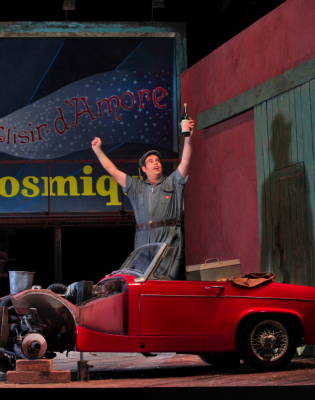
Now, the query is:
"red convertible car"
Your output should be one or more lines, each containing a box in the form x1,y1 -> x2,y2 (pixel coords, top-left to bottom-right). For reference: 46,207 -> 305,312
1,242 -> 315,372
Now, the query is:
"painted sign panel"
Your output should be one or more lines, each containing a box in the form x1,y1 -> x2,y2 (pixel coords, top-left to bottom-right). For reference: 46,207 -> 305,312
0,37 -> 177,213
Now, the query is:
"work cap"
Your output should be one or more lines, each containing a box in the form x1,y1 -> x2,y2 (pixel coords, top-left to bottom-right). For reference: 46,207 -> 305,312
138,150 -> 162,167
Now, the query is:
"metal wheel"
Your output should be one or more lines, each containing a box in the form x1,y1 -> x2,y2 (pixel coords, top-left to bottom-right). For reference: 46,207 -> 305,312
239,318 -> 296,370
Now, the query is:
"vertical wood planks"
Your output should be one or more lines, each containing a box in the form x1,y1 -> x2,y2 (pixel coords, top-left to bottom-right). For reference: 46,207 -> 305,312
254,79 -> 315,285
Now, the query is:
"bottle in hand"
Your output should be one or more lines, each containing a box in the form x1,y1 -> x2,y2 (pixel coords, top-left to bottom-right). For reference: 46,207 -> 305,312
181,103 -> 191,137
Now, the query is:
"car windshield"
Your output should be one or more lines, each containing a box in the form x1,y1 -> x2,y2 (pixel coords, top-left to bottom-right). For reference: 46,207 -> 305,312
118,243 -> 163,276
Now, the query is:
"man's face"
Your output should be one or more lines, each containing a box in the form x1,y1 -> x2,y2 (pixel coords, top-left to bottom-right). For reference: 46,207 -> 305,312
142,155 -> 163,180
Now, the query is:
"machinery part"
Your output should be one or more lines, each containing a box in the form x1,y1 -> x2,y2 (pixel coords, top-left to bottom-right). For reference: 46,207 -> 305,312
9,271 -> 35,294
0,296 -> 12,308
77,352 -> 92,381
0,350 -> 15,372
238,318 -> 296,370
11,291 -> 76,352
21,333 -> 47,359
0,306 -> 9,347
46,283 -> 68,295
65,281 -> 94,304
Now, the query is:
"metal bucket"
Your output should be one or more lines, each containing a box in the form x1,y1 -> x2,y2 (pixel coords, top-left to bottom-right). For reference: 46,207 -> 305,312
9,270 -> 35,294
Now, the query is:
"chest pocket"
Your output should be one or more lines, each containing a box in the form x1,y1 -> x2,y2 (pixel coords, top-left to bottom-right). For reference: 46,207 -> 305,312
161,183 -> 175,203
162,188 -> 174,197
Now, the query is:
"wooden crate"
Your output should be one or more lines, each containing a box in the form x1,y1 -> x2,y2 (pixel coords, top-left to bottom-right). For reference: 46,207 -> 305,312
186,259 -> 241,281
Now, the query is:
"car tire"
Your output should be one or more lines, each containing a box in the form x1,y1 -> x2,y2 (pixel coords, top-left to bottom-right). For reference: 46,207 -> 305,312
238,318 -> 297,371
199,352 -> 240,369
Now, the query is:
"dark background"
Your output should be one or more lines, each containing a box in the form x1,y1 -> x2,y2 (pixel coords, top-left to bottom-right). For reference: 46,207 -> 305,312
0,0 -> 286,67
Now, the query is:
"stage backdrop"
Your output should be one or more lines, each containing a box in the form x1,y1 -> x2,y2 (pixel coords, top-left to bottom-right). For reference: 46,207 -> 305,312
0,37 -> 177,213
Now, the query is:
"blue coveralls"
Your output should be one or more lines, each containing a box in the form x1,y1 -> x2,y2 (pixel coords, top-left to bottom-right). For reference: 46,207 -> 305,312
124,169 -> 188,279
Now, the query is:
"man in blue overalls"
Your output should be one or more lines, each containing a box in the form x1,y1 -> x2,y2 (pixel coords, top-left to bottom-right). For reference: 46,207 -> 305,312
91,118 -> 194,279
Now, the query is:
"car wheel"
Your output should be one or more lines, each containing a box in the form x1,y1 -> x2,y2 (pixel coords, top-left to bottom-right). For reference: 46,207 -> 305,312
199,352 -> 240,369
239,318 -> 296,371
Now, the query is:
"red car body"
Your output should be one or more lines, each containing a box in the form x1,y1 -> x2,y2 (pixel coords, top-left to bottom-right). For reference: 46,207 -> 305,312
76,276 -> 315,354
2,242 -> 315,371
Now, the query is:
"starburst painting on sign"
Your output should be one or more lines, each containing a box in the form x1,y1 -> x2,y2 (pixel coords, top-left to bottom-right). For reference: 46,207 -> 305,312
0,37 -> 174,160
0,37 -> 177,213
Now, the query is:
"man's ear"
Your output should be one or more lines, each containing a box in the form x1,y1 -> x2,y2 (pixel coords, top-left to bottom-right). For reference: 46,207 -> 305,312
141,165 -> 147,174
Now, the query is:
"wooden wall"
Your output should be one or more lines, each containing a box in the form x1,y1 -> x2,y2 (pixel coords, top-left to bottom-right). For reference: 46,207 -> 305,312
255,79 -> 315,284
181,0 -> 315,280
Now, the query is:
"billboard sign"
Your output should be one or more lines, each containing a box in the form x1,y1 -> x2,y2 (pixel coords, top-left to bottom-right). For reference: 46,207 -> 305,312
0,36 -> 177,213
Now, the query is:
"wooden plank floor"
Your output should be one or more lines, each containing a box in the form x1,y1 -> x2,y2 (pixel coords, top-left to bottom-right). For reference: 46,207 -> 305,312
1,352 -> 315,389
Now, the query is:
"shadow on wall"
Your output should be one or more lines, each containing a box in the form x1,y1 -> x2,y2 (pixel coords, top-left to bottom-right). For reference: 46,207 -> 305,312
260,113 -> 313,285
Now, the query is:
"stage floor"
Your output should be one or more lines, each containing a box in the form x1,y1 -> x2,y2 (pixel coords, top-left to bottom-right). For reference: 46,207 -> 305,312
1,351 -> 315,389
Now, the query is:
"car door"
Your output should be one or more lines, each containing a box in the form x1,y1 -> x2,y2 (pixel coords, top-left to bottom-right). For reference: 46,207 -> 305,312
139,280 -> 226,336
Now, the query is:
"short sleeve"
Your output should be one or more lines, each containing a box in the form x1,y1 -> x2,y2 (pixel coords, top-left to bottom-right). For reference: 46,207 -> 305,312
174,168 -> 189,185
123,175 -> 143,202
123,175 -> 133,194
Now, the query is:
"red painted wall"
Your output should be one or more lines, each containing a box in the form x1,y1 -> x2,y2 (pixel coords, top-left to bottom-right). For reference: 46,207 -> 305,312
184,111 -> 259,273
181,0 -> 315,115
181,0 -> 315,273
